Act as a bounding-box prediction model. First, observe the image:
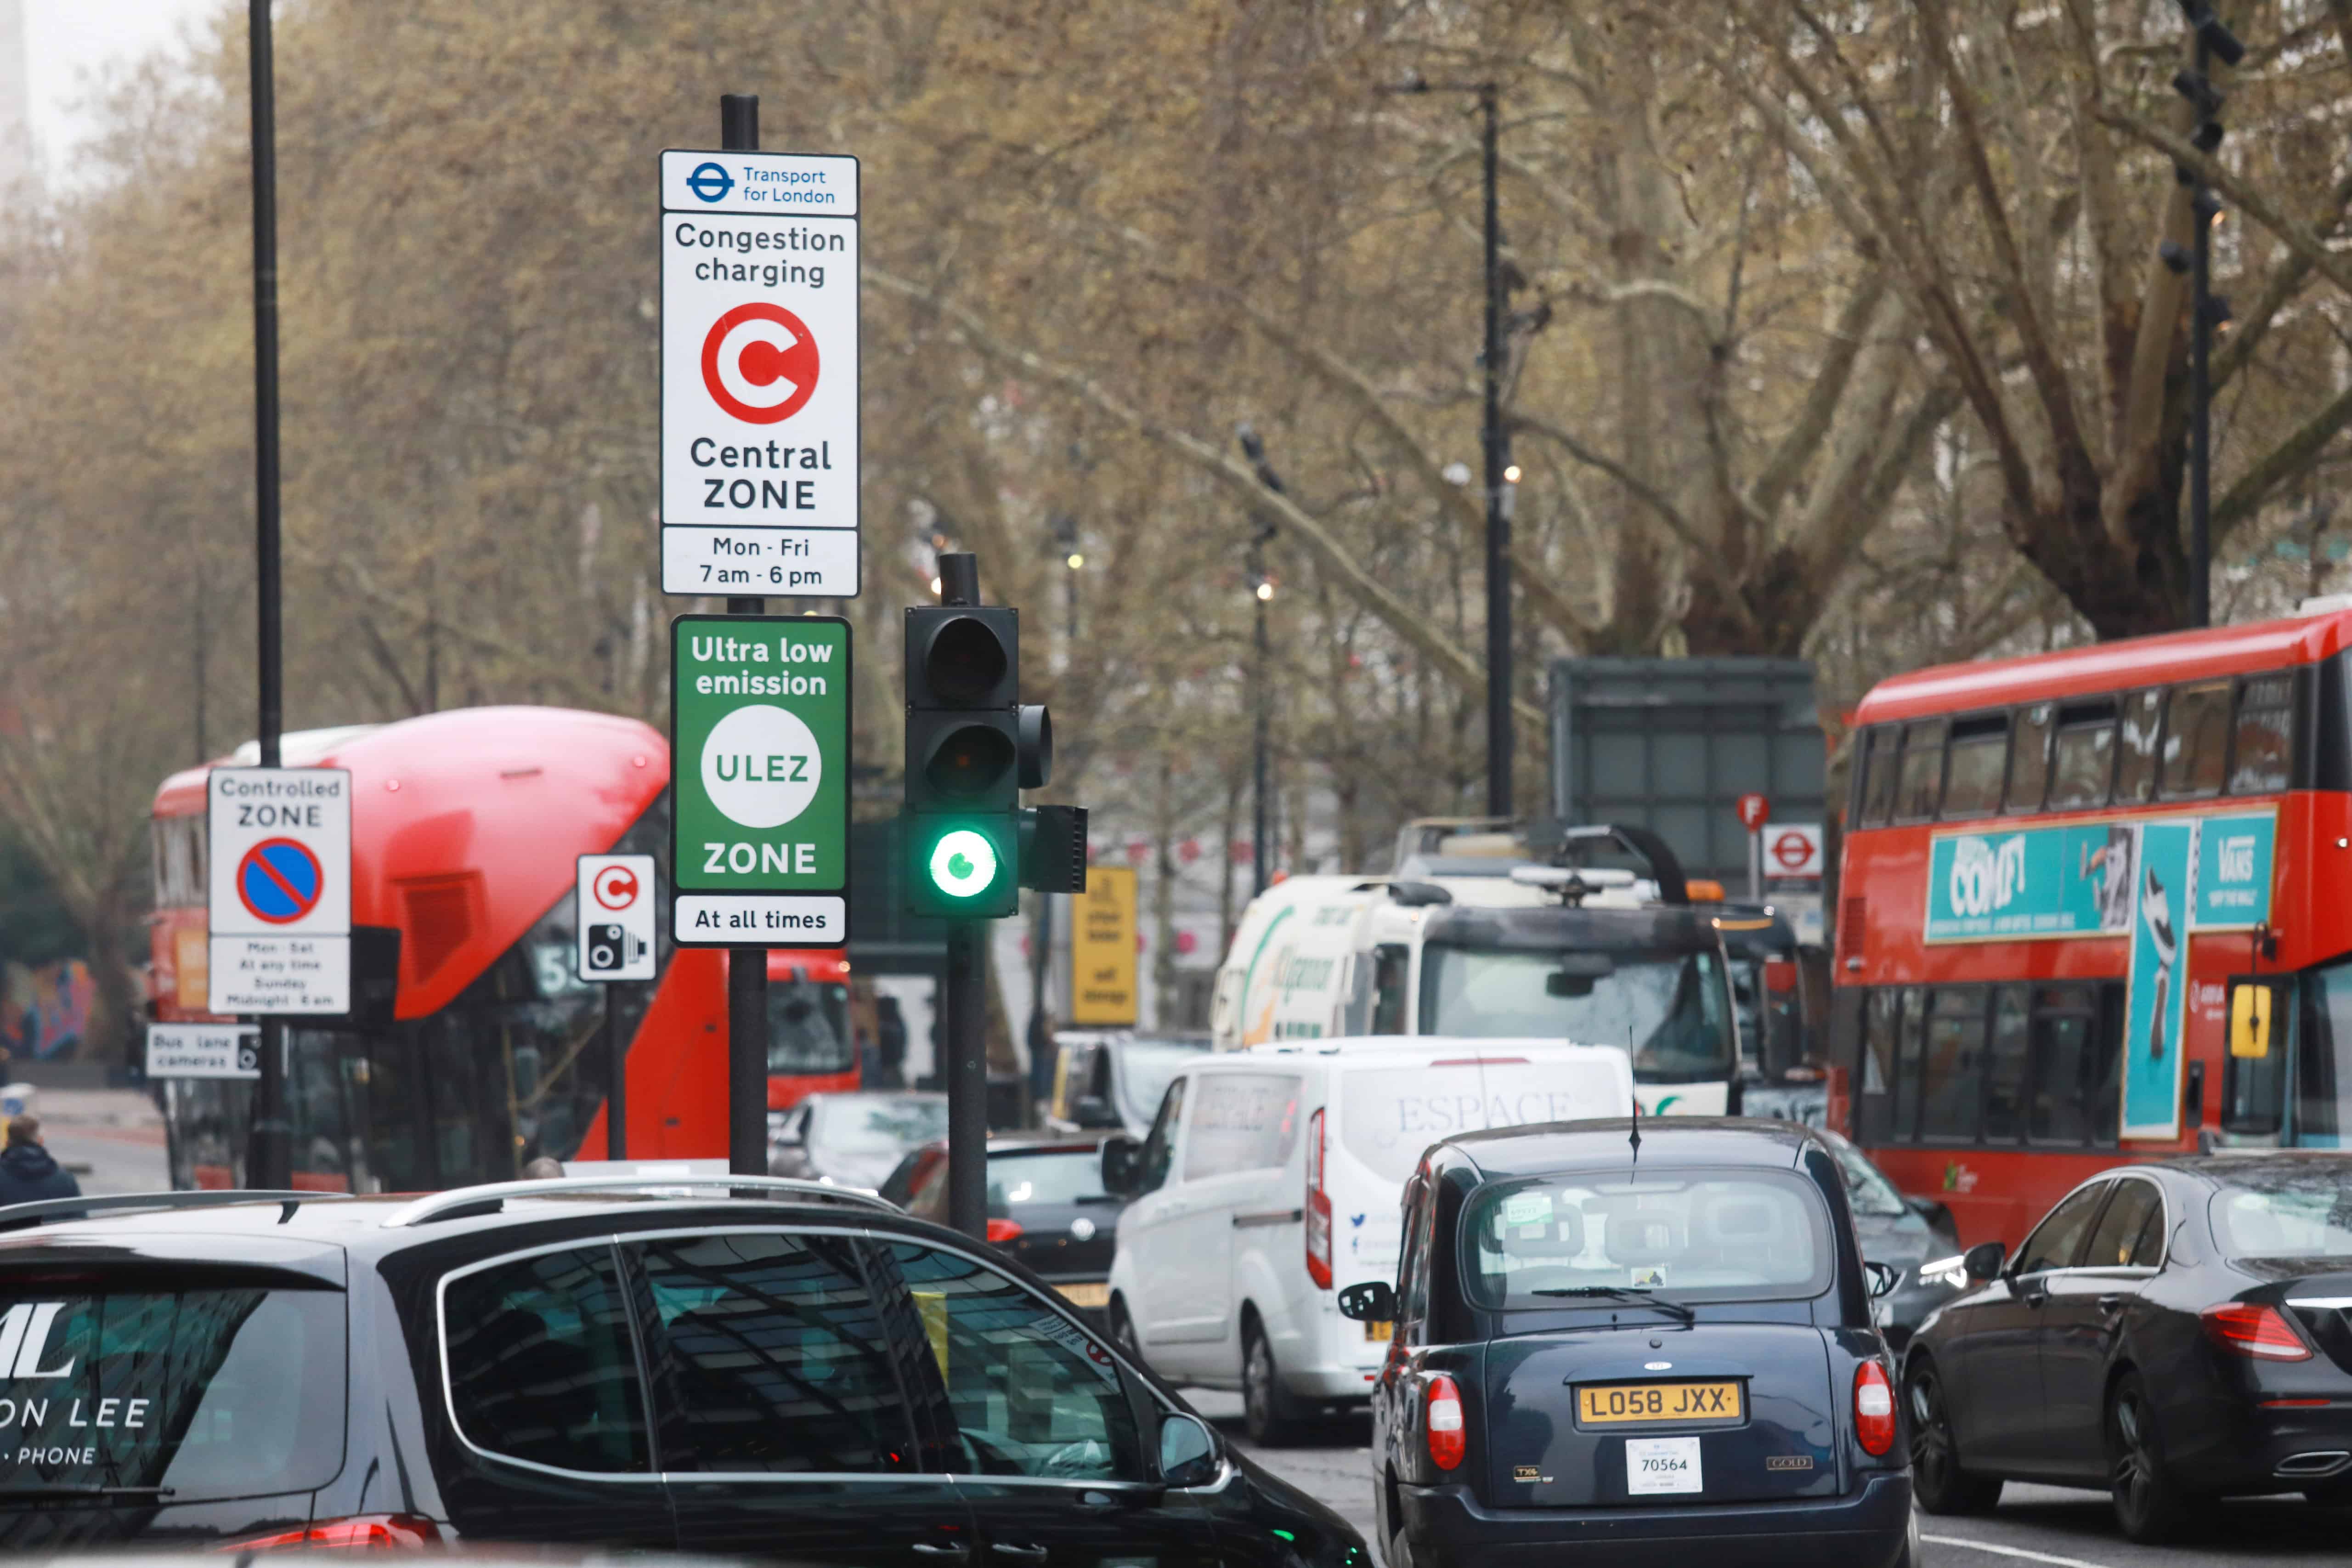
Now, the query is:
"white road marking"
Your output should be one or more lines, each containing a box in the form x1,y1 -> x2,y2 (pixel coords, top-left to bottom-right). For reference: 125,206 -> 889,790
1922,1533 -> 2116,1568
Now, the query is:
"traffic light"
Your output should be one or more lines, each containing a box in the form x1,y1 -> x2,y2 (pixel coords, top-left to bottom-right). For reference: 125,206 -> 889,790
905,554 -> 1074,917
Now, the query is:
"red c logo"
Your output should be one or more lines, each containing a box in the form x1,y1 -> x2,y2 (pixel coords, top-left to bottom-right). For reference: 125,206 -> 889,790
701,303 -> 820,424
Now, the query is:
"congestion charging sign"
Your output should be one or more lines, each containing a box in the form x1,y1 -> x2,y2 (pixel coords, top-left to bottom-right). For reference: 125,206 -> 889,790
659,150 -> 859,599
670,614 -> 851,946
207,768 -> 352,1013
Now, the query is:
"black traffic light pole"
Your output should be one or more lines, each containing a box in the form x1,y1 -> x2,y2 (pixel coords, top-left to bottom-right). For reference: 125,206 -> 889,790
246,0 -> 291,1191
720,93 -> 769,1179
934,555 -> 994,1242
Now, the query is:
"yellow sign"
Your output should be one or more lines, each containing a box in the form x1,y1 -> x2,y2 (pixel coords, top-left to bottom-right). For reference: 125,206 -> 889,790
2230,984 -> 2273,1059
1071,866 -> 1138,1026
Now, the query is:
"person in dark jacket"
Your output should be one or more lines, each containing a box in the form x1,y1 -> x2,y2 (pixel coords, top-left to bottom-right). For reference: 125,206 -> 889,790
0,1117 -> 80,1209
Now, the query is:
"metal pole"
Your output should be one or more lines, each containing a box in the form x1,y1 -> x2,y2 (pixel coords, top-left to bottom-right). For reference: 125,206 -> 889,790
945,922 -> 990,1241
1252,545 -> 1272,898
718,93 -> 770,1177
246,0 -> 290,1192
606,983 -> 628,1161
1747,829 -> 1763,903
1480,83 -> 1514,820
2188,34 -> 2213,631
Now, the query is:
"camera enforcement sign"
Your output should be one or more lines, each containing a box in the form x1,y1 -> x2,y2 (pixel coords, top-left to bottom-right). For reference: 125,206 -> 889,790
207,767 -> 351,1013
577,854 -> 658,982
671,614 -> 849,946
659,149 -> 859,599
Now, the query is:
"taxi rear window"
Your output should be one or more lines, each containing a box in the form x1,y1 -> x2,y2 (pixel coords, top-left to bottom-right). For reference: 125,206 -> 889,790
0,1282 -> 345,1501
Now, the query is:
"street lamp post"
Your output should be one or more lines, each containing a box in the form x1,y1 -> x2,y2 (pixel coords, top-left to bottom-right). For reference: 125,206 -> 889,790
2171,6 -> 2245,629
1237,426 -> 1284,897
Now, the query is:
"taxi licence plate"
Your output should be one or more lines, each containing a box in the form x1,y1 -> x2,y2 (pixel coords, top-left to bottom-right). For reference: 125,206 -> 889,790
1576,1381 -> 1743,1426
1364,1319 -> 1393,1342
1056,1281 -> 1111,1308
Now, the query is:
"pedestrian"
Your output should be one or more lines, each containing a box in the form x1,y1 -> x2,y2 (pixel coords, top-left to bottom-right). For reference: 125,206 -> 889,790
0,1116 -> 80,1209
520,1155 -> 566,1180
876,996 -> 908,1089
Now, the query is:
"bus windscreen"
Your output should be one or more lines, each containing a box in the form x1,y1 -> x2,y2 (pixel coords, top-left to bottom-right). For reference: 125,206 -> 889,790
1417,945 -> 1735,1084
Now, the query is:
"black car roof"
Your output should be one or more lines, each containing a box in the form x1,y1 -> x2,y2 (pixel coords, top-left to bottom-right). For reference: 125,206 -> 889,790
2148,1149 -> 2352,1184
1440,1115 -> 1823,1179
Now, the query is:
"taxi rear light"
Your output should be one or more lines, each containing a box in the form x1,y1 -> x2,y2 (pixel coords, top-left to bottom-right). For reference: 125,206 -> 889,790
1424,1373 -> 1466,1471
2263,1398 -> 2333,1408
1305,1108 -> 1333,1290
2203,1302 -> 2312,1360
985,1217 -> 1023,1244
1853,1359 -> 1897,1456
219,1515 -> 443,1552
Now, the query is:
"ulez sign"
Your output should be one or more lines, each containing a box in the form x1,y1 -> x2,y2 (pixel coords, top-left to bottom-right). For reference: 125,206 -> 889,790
670,613 -> 849,946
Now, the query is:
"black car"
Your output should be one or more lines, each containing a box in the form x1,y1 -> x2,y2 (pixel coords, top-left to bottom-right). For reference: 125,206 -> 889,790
888,1137 -> 1124,1323
769,1091 -> 950,1190
1904,1151 -> 2352,1542
0,1177 -> 1368,1568
1340,1118 -> 1916,1568
1812,1127 -> 1965,1354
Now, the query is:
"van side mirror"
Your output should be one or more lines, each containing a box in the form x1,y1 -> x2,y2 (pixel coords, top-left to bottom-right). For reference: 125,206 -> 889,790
1963,1240 -> 2006,1282
1336,1280 -> 1396,1323
1101,1134 -> 1144,1197
1159,1411 -> 1218,1488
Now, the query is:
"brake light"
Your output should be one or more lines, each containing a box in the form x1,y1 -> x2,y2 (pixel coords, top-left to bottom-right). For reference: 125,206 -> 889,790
1305,1108 -> 1332,1290
1853,1359 -> 1896,1456
219,1516 -> 443,1551
1424,1373 -> 1466,1471
985,1217 -> 1023,1244
2203,1302 -> 2312,1360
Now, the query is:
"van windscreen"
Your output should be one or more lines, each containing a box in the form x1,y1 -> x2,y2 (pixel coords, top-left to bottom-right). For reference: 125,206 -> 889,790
1418,944 -> 1734,1084
0,1282 -> 345,1502
1338,1059 -> 1628,1183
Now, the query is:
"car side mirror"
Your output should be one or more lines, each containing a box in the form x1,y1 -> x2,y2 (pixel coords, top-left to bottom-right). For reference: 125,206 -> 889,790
1074,1094 -> 1120,1129
1100,1134 -> 1144,1197
1963,1240 -> 2006,1282
1864,1260 -> 1902,1299
1159,1411 -> 1218,1489
1336,1280 -> 1396,1323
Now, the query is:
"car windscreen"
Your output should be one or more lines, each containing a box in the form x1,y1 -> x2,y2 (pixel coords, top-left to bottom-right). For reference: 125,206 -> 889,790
989,1149 -> 1113,1210
2210,1165 -> 2352,1261
1462,1166 -> 1833,1309
1115,1043 -> 1207,1128
816,1096 -> 951,1156
1418,944 -> 1735,1084
1337,1058 -> 1630,1184
0,1281 -> 345,1501
1820,1131 -> 1907,1217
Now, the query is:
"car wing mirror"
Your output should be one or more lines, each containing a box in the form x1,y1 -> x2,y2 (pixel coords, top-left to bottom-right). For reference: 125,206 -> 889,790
1962,1240 -> 2006,1282
1336,1280 -> 1396,1323
1159,1411 -> 1218,1489
1100,1134 -> 1145,1197
1864,1260 -> 1902,1299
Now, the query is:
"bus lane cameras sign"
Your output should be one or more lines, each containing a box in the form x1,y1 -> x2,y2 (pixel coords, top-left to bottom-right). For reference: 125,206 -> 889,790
670,614 -> 850,947
207,767 -> 351,1013
659,149 -> 859,599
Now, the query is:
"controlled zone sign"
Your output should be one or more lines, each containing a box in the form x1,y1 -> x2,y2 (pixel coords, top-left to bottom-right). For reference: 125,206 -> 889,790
207,767 -> 351,1014
660,149 -> 859,598
145,1022 -> 260,1081
671,614 -> 849,946
577,854 -> 658,982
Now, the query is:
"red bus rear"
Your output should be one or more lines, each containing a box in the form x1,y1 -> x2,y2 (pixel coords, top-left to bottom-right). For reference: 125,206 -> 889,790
1830,608 -> 2352,1247
147,706 -> 856,1191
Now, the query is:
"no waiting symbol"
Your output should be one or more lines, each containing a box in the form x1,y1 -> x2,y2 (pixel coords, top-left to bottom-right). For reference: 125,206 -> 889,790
594,865 -> 641,911
701,302 -> 820,425
237,838 -> 325,924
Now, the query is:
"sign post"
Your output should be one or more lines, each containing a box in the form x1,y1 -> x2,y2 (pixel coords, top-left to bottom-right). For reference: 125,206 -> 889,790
578,854 -> 657,1160
1735,792 -> 1771,902
1071,866 -> 1136,1026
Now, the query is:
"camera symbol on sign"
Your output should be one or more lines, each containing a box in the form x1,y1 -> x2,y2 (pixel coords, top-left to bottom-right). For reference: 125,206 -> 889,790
237,1042 -> 260,1074
585,925 -> 649,976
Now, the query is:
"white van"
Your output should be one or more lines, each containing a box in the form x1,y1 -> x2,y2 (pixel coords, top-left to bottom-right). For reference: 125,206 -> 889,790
1099,1039 -> 1635,1443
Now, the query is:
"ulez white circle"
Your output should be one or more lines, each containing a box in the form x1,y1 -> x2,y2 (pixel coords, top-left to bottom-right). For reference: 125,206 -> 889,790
701,705 -> 821,828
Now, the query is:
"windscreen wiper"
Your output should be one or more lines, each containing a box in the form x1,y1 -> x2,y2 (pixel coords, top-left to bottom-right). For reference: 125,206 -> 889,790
1531,1285 -> 1696,1325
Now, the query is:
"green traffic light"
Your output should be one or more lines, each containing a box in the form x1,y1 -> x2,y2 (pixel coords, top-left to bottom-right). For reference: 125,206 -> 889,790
927,827 -> 1000,898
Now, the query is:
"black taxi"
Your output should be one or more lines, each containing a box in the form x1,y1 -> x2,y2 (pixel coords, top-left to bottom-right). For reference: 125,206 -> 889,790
1340,1118 -> 1916,1568
0,1177 -> 1366,1567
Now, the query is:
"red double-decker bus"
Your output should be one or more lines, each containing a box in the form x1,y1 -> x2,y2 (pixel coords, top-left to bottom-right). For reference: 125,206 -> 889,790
147,706 -> 858,1191
1829,606 -> 2352,1246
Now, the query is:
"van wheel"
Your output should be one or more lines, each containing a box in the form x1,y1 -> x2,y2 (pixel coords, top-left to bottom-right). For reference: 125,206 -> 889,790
1905,1358 -> 2002,1515
1242,1319 -> 1306,1446
2107,1372 -> 2189,1544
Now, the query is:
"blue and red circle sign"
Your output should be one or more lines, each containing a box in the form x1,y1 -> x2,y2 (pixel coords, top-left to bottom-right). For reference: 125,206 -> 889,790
237,838 -> 325,925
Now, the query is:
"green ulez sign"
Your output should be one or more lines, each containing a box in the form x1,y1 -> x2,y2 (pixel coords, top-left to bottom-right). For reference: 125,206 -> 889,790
670,613 -> 850,947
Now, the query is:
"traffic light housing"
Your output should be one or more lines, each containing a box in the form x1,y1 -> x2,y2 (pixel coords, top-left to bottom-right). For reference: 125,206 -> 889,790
905,555 -> 1065,917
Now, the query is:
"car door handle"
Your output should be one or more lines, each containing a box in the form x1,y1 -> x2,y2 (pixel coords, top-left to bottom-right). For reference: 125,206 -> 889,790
994,1546 -> 1049,1561
912,1545 -> 971,1559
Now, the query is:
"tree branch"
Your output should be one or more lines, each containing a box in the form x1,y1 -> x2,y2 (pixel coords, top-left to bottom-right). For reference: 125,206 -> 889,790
2211,379 -> 2352,542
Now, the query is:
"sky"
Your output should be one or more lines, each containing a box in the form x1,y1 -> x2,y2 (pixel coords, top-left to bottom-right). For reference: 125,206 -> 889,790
19,0 -> 224,178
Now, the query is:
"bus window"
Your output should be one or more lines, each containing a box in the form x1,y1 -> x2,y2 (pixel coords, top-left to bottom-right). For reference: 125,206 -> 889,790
2047,700 -> 2118,809
2160,680 -> 2231,798
1941,714 -> 2009,819
2114,689 -> 2164,804
1892,986 -> 1928,1140
1984,985 -> 2030,1141
2028,983 -> 2121,1146
1856,727 -> 1898,826
2005,702 -> 2055,813
2222,979 -> 2289,1138
1921,989 -> 1989,1139
2297,960 -> 2352,1146
1894,720 -> 1945,821
769,978 -> 854,1075
2231,676 -> 2294,794
1858,989 -> 1904,1143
